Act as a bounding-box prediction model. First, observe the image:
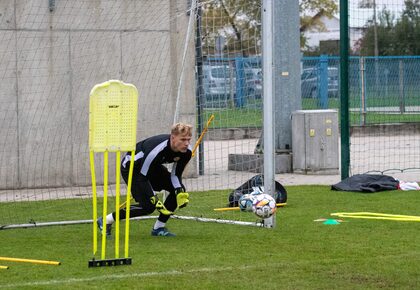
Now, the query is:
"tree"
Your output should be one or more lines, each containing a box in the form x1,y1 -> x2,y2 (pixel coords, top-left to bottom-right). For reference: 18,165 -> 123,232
200,0 -> 261,56
199,0 -> 338,56
395,0 -> 420,55
357,0 -> 420,55
357,8 -> 396,55
299,0 -> 338,49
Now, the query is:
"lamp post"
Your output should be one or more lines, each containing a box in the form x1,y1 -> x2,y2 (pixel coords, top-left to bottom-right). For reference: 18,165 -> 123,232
373,0 -> 379,91
373,0 -> 378,58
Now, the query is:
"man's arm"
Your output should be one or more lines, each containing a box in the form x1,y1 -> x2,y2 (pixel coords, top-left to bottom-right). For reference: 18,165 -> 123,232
172,152 -> 192,209
171,152 -> 192,189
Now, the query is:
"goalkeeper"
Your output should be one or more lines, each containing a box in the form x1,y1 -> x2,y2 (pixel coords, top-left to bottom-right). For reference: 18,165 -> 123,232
98,123 -> 192,237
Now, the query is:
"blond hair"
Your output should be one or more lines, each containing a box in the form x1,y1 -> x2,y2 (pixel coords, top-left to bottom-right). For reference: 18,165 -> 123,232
171,123 -> 192,136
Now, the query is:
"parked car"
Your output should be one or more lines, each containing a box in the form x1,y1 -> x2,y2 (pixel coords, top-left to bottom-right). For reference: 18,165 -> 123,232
301,67 -> 339,98
244,69 -> 262,99
203,65 -> 235,104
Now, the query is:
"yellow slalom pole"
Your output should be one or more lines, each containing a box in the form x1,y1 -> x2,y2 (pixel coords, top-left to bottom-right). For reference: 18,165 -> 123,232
101,151 -> 109,260
192,114 -> 214,157
89,151 -> 98,255
214,203 -> 287,211
115,151 -> 121,259
0,257 -> 60,266
125,150 -> 135,258
0,265 -> 9,269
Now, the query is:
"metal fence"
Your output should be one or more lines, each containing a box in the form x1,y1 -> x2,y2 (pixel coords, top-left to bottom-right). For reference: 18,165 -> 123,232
201,55 -> 420,121
302,55 -> 420,115
199,56 -> 261,108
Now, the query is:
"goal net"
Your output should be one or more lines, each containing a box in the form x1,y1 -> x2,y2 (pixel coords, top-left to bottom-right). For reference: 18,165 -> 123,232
0,0 -> 271,229
348,0 -> 420,180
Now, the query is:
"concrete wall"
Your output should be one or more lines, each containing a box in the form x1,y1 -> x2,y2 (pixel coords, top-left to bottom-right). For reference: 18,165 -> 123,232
0,0 -> 196,189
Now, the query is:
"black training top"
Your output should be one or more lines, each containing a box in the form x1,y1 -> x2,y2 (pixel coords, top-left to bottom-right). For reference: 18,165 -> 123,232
121,134 -> 192,189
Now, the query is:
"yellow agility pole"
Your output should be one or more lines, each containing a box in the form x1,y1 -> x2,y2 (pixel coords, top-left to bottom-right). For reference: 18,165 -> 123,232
0,257 -> 60,266
0,265 -> 9,270
88,80 -> 138,267
101,150 -> 109,260
89,151 -> 98,256
192,114 -> 214,157
115,151 -> 120,259
331,212 -> 420,222
214,203 -> 287,211
125,150 -> 135,258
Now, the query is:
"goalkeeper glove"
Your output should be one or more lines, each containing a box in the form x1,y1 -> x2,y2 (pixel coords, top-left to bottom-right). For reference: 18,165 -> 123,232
175,188 -> 189,209
150,196 -> 173,216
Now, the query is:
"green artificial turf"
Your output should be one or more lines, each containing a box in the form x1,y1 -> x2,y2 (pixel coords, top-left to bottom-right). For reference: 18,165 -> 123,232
0,185 -> 419,289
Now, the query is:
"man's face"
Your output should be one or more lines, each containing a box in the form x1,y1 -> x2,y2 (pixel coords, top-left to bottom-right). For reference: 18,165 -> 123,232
171,133 -> 192,153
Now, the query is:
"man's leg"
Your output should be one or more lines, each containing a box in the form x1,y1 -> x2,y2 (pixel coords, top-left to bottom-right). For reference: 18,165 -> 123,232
100,172 -> 156,237
149,167 -> 178,236
113,179 -> 156,220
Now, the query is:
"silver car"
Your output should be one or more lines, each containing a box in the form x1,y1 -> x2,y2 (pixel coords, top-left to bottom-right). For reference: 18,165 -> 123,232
244,69 -> 262,99
203,65 -> 235,106
301,67 -> 339,98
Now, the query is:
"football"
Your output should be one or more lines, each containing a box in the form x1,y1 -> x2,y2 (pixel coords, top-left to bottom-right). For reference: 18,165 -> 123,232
238,194 -> 255,212
251,193 -> 277,218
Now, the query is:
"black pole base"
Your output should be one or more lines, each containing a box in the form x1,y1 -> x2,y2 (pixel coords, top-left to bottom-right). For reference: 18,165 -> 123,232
88,257 -> 132,267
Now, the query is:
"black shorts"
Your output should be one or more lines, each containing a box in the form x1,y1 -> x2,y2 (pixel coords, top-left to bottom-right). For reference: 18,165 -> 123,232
121,165 -> 175,203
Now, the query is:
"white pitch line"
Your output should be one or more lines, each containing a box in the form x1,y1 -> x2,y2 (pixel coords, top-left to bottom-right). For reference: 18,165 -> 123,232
0,265 -> 255,289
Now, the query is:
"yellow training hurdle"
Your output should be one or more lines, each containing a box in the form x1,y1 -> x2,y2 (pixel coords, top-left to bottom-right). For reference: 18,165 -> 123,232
88,80 -> 138,267
331,212 -> 420,222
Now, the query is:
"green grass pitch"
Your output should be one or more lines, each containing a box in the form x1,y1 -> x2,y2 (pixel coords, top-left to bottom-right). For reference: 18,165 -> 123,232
0,185 -> 419,289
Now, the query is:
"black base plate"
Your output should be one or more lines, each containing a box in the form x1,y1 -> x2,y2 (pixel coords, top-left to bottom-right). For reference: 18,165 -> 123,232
88,257 -> 132,267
